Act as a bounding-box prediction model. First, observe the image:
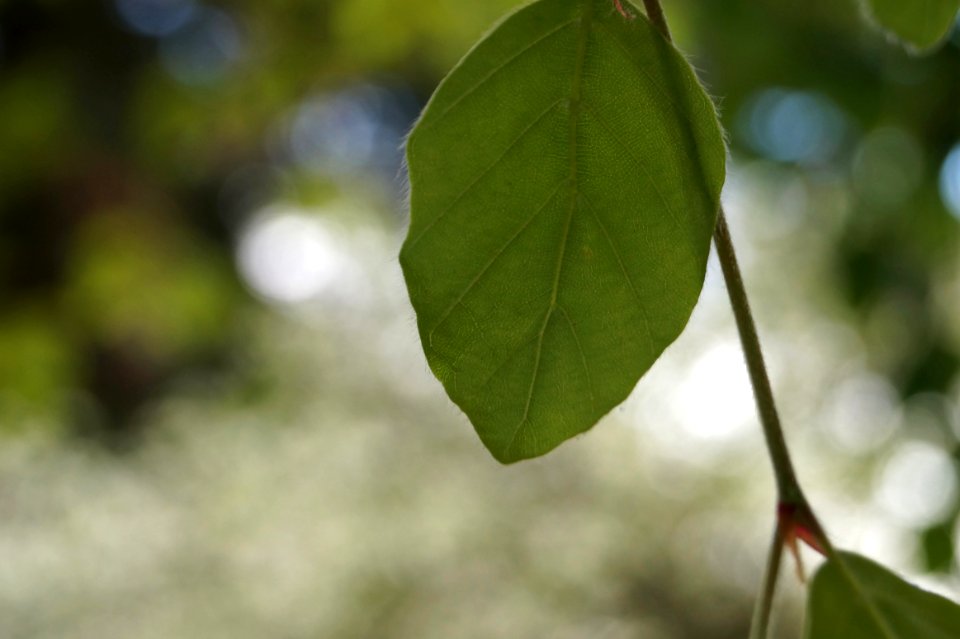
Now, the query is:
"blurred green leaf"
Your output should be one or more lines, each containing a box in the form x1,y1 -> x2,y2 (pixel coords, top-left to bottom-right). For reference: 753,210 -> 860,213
65,210 -> 236,360
330,0 -> 521,72
0,65 -> 76,193
864,0 -> 960,52
0,309 -> 75,423
806,551 -> 960,638
400,0 -> 725,462
921,521 -> 956,573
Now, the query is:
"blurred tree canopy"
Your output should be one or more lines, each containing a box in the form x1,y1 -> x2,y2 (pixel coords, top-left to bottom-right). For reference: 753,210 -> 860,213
0,0 -> 959,637
0,0 -> 956,542
0,0 -> 537,438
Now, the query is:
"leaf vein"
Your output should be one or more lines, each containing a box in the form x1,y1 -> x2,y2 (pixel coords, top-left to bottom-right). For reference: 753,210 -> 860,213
503,1 -> 593,459
476,331 -> 543,394
505,187 -> 576,457
833,556 -> 899,639
581,192 -> 655,355
557,304 -> 595,411
427,180 -> 567,344
594,20 -> 690,125
407,98 -> 564,250
421,18 -> 579,131
580,105 -> 685,237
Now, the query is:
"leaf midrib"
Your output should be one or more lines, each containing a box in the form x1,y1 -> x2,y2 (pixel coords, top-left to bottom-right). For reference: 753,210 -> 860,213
833,554 -> 898,639
504,0 -> 594,458
407,98 -> 564,252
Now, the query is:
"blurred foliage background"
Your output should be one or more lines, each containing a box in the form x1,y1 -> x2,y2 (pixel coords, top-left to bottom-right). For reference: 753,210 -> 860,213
0,0 -> 959,637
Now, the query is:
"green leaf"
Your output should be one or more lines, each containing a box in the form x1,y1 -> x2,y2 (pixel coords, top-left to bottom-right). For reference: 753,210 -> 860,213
806,551 -> 960,638
864,0 -> 960,52
400,0 -> 725,462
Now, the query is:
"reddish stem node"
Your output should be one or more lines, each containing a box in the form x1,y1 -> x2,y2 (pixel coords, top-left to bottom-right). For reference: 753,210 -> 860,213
612,0 -> 635,20
777,501 -> 827,582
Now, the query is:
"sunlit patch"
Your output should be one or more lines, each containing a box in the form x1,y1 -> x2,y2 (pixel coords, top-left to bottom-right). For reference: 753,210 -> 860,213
114,0 -> 197,37
937,142 -> 960,220
822,375 -> 900,454
159,7 -> 242,86
670,341 -> 754,442
673,511 -> 764,594
737,88 -> 848,165
724,160 -> 812,241
236,206 -> 349,305
852,513 -> 915,574
874,441 -> 958,528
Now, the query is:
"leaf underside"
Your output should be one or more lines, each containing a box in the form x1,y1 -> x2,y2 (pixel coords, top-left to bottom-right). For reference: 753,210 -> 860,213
865,0 -> 960,52
400,0 -> 725,462
806,551 -> 960,638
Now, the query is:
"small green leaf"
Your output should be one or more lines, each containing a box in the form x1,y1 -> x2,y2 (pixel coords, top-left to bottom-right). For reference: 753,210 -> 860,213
806,551 -> 960,638
864,0 -> 960,52
400,0 -> 725,462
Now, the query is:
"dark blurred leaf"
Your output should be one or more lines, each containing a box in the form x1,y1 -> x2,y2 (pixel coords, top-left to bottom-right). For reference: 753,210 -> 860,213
806,551 -> 960,638
400,0 -> 725,462
921,521 -> 956,573
0,65 -> 76,193
902,342 -> 960,396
